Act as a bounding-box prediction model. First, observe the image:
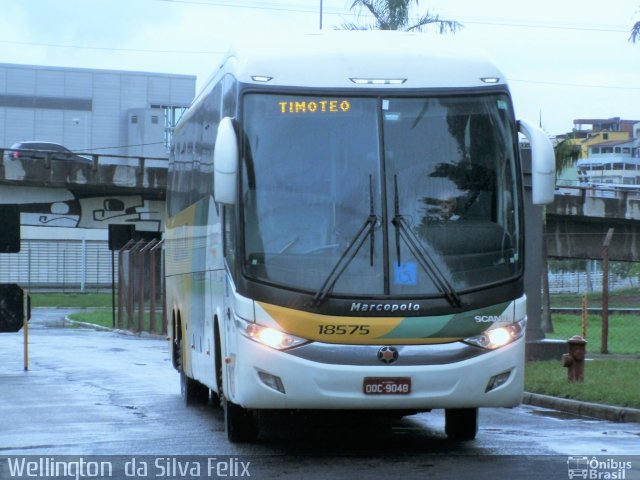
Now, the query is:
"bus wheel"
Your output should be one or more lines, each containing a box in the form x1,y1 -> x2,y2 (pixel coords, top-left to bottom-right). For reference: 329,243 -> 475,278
180,369 -> 210,406
444,408 -> 478,441
224,399 -> 258,443
176,331 -> 209,406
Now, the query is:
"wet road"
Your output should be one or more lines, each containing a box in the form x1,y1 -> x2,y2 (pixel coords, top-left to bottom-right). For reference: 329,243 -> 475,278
1,309 -> 639,479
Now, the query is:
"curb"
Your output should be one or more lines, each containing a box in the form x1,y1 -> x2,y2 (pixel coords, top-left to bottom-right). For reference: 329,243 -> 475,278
63,316 -> 167,340
523,392 -> 640,424
61,314 -> 640,424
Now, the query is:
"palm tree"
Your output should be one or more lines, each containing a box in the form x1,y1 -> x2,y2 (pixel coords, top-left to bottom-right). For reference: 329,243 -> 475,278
631,4 -> 640,42
342,0 -> 462,33
631,21 -> 640,43
554,135 -> 581,179
540,135 -> 582,333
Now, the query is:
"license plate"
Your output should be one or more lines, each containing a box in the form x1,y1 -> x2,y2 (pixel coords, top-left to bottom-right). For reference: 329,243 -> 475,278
363,377 -> 411,395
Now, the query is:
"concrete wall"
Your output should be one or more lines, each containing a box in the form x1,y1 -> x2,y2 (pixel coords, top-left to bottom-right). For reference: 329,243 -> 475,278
547,187 -> 640,261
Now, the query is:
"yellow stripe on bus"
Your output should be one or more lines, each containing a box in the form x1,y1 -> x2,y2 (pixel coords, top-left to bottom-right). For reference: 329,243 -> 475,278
258,302 -> 460,345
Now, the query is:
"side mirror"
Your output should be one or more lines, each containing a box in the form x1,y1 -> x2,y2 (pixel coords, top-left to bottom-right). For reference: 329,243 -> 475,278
213,117 -> 239,205
518,119 -> 555,205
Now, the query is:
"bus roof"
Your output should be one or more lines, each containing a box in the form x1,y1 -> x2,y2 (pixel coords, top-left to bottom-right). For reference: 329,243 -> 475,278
219,30 -> 506,90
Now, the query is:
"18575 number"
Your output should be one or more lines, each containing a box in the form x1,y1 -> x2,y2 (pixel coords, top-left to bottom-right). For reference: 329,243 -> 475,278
318,324 -> 371,335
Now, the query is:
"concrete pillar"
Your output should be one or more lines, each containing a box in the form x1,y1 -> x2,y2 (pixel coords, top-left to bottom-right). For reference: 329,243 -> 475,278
520,147 -> 545,342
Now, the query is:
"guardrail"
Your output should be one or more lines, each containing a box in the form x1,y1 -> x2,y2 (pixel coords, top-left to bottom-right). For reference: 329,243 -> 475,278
0,147 -> 168,194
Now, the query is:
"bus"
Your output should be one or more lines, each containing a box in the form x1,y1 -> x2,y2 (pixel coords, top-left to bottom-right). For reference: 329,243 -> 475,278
164,31 -> 555,443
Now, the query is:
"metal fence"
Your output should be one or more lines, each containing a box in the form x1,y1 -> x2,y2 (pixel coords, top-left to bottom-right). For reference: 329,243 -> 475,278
548,310 -> 640,356
0,239 -> 115,292
117,239 -> 165,335
549,271 -> 636,294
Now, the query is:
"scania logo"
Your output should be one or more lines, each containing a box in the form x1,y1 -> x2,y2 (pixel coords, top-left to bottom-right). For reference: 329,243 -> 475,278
474,315 -> 503,323
377,346 -> 399,364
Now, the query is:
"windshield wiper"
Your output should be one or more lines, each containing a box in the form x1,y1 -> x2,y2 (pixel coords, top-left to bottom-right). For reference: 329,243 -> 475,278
312,175 -> 377,306
391,175 -> 463,309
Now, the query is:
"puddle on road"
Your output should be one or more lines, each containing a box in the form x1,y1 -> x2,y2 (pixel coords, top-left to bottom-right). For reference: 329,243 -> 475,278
529,409 -> 588,421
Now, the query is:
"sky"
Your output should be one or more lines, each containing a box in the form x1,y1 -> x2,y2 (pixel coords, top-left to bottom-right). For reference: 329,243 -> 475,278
0,0 -> 639,135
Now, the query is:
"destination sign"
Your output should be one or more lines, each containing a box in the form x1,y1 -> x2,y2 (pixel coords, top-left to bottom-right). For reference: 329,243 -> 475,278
278,99 -> 351,114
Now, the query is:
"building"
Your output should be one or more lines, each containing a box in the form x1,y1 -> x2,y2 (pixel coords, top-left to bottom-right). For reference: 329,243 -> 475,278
577,137 -> 640,186
571,118 -> 640,159
0,63 -> 196,158
0,63 -> 196,291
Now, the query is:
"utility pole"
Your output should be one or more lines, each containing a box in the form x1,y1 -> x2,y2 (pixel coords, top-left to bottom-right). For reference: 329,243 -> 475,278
601,228 -> 614,354
319,0 -> 323,30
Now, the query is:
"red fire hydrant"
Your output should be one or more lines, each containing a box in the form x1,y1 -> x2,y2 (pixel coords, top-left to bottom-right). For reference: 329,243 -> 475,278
562,335 -> 587,383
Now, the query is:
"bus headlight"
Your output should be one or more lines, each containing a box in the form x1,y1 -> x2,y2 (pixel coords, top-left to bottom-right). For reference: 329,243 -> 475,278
464,318 -> 526,350
236,318 -> 308,351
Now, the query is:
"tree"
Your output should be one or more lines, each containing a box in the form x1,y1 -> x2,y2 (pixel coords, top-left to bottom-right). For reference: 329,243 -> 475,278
631,4 -> 640,42
554,135 -> 581,179
540,137 -> 581,333
342,0 -> 462,33
632,22 -> 640,43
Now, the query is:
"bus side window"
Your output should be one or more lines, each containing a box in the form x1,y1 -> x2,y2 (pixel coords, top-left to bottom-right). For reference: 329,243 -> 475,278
224,204 -> 237,279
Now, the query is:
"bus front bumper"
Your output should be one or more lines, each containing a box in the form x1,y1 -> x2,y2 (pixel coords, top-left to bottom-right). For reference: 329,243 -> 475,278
227,335 -> 525,410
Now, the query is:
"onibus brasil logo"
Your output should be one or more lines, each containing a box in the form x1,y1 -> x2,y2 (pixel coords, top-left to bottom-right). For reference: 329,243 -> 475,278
567,456 -> 633,479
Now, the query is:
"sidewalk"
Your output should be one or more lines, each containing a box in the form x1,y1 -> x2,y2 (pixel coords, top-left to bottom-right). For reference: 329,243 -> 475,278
523,392 -> 640,423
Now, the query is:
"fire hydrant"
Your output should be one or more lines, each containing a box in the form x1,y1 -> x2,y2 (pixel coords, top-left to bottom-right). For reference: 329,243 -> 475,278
562,335 -> 587,383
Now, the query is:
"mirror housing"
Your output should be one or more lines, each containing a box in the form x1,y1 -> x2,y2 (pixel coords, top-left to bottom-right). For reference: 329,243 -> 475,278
518,119 -> 556,205
213,117 -> 239,205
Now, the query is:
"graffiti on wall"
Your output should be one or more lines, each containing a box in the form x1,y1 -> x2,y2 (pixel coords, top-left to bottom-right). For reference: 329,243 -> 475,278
0,185 -> 163,231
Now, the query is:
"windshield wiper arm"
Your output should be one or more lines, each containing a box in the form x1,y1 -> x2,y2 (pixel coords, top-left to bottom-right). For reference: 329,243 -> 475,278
391,175 -> 463,309
313,175 -> 377,306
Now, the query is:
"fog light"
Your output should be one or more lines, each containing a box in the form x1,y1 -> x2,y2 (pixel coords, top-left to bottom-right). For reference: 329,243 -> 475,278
485,370 -> 512,392
257,370 -> 286,394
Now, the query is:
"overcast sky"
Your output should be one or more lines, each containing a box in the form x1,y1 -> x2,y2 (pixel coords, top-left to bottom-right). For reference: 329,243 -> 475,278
0,0 -> 638,135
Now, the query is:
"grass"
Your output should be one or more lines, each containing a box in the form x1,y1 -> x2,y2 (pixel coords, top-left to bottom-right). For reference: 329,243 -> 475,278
545,314 -> 639,355
551,288 -> 640,309
525,359 -> 639,409
32,291 -> 639,408
67,309 -> 114,328
31,293 -> 163,332
67,309 -> 165,334
30,292 -> 112,309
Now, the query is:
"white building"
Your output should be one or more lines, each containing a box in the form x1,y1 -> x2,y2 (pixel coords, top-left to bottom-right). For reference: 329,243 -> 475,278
0,63 -> 195,158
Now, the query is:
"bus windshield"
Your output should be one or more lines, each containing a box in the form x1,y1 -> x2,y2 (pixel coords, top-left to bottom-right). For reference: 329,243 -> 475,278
241,93 -> 521,299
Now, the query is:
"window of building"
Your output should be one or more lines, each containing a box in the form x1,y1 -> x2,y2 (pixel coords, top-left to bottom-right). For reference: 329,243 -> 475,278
150,104 -> 189,149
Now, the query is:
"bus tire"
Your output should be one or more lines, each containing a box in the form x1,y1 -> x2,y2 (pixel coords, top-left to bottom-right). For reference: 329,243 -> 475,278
445,408 -> 478,441
224,400 -> 258,443
210,320 -> 222,409
180,369 -> 210,406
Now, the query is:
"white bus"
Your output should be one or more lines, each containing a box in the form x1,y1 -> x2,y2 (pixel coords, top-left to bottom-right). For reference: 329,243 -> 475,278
164,31 -> 555,443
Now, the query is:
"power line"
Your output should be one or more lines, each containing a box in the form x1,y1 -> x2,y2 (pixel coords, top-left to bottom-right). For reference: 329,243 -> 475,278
0,39 -> 224,55
511,78 -> 640,91
0,2 -> 634,59
450,17 -> 629,33
152,0 -> 632,33
154,0 -> 348,15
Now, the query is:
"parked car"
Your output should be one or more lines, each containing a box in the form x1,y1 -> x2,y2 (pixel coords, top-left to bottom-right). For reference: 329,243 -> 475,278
3,141 -> 92,163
